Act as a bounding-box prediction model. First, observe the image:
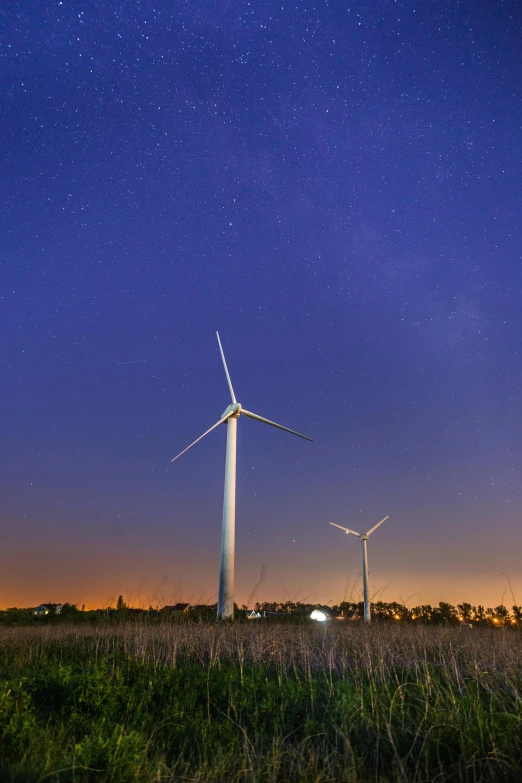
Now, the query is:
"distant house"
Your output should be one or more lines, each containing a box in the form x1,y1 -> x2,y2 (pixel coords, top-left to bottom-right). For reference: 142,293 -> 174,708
336,610 -> 360,621
247,610 -> 286,621
33,603 -> 63,618
161,603 -> 191,614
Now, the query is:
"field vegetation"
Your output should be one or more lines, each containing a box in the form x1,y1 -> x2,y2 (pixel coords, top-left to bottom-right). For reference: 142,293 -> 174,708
0,621 -> 521,782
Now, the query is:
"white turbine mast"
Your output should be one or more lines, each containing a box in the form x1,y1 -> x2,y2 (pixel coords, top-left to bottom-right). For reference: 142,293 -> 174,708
330,515 -> 389,623
171,332 -> 313,619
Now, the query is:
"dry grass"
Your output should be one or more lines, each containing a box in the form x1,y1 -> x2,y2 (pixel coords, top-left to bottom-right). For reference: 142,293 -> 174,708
2,620 -> 521,674
1,622 -> 521,782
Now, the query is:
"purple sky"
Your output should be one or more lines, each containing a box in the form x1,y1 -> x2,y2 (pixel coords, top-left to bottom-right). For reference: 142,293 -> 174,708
1,1 -> 521,609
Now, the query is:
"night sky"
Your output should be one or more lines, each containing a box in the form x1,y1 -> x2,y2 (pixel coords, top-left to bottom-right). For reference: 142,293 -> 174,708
2,1 -> 521,610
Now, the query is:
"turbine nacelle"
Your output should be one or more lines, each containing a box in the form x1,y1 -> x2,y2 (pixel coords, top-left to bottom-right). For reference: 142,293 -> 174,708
222,402 -> 242,418
330,515 -> 389,539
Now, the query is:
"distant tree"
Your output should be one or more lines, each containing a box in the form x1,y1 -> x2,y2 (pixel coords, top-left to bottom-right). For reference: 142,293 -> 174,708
433,602 -> 458,625
0,607 -> 33,626
512,606 -> 522,625
372,601 -> 391,621
411,605 -> 433,623
486,605 -> 509,626
60,603 -> 81,619
485,607 -> 495,625
388,602 -> 408,621
282,601 -> 303,615
116,595 -> 127,611
457,603 -> 474,622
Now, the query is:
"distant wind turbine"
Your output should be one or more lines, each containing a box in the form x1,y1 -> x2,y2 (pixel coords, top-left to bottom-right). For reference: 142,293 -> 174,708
171,332 -> 313,619
330,515 -> 390,623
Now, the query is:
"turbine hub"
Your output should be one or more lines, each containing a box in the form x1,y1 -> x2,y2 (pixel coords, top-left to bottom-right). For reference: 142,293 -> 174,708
222,402 -> 241,418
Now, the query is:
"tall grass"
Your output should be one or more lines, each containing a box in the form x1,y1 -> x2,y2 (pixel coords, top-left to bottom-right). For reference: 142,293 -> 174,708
1,622 -> 521,781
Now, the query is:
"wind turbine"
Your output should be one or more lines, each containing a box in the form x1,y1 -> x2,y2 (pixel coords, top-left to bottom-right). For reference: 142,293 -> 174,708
171,333 -> 313,619
330,515 -> 389,623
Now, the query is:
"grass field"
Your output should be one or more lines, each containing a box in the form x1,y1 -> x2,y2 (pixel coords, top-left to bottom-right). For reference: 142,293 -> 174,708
0,622 -> 521,782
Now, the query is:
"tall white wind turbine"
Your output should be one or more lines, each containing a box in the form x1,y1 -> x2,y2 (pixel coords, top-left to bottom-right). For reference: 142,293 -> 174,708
330,515 -> 389,623
171,333 -> 313,619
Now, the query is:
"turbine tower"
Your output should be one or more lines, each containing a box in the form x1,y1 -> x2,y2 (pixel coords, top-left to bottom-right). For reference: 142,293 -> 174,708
171,333 -> 312,619
330,515 -> 389,623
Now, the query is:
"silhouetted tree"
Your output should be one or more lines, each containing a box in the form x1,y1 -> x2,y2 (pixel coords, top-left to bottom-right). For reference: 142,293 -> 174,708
487,605 -> 509,626
457,603 -> 474,622
59,603 -> 83,621
411,605 -> 433,623
433,602 -> 458,625
116,595 -> 127,611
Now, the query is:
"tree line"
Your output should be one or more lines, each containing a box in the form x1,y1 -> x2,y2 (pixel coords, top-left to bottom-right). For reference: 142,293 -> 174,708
253,600 -> 522,626
1,598 -> 521,626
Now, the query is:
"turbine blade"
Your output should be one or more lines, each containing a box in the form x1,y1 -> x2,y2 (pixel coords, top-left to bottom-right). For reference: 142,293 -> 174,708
241,409 -> 313,441
330,522 -> 361,537
170,411 -> 233,462
216,332 -> 236,404
365,515 -> 389,537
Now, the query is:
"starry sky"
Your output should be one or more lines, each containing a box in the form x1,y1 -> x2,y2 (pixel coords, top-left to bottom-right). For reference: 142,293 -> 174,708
1,1 -> 521,610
